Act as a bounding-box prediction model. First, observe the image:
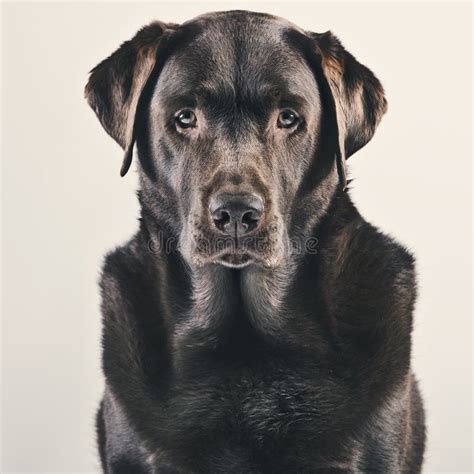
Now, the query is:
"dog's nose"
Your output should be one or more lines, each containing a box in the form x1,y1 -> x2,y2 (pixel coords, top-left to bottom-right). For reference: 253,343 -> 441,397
209,193 -> 264,235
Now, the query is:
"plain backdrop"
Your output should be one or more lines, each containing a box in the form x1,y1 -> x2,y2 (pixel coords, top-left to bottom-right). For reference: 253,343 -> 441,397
1,2 -> 472,473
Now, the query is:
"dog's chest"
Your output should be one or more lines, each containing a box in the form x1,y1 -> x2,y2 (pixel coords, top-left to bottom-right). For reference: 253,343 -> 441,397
166,349 -> 348,450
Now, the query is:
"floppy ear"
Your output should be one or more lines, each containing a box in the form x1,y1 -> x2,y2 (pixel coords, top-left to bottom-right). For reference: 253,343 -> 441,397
85,21 -> 175,176
309,31 -> 387,189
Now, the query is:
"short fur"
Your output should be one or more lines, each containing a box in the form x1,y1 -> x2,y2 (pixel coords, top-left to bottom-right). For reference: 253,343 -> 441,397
86,10 -> 425,473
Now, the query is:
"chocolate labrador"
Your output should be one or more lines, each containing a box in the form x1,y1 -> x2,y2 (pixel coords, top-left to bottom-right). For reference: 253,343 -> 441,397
86,10 -> 425,473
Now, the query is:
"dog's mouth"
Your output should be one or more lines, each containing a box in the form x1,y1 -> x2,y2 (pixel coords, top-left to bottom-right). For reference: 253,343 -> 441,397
195,239 -> 281,269
212,251 -> 255,268
189,233 -> 270,268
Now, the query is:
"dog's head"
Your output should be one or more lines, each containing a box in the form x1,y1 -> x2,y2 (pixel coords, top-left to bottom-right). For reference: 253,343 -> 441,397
86,11 -> 386,269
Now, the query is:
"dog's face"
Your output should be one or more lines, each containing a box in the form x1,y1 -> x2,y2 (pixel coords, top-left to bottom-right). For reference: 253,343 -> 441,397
146,15 -> 323,268
86,11 -> 387,269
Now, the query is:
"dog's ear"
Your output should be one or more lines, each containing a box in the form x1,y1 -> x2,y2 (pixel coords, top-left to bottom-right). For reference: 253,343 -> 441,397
85,21 -> 176,176
309,31 -> 387,189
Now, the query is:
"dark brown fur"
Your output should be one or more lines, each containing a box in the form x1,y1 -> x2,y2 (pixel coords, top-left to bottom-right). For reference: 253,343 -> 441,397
85,10 -> 425,473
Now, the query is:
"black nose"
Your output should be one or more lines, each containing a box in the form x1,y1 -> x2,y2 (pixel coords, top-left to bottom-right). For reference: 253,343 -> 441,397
209,193 -> 264,236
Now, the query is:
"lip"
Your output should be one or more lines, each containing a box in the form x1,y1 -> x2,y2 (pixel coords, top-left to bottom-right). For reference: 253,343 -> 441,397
193,232 -> 276,268
217,252 -> 254,268
201,247 -> 262,268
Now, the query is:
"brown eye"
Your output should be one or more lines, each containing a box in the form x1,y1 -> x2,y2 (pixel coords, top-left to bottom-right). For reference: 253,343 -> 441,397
277,109 -> 299,128
175,110 -> 197,129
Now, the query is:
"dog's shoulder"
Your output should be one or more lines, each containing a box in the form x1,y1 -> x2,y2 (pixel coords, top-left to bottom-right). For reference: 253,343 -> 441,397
320,195 -> 417,328
100,233 -> 152,310
317,196 -> 416,384
342,216 -> 416,298
99,231 -> 170,394
99,228 -> 166,349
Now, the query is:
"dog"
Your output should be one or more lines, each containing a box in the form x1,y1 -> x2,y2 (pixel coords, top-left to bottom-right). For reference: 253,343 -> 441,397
86,10 -> 425,473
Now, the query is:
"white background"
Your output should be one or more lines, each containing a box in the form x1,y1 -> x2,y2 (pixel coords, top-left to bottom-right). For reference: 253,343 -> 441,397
1,2 -> 472,473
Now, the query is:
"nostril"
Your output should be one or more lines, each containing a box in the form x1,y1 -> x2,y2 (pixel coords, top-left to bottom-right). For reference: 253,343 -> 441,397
212,209 -> 231,232
241,209 -> 261,232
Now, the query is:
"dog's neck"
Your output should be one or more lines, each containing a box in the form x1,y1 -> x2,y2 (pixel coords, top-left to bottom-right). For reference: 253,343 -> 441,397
151,254 -> 301,351
141,189 -> 352,353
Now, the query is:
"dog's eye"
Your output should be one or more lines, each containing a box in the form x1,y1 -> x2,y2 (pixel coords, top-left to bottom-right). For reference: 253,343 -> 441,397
175,110 -> 197,129
277,109 -> 299,129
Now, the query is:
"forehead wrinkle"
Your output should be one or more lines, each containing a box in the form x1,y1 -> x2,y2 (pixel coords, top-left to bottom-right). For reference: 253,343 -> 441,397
194,60 -> 316,115
155,18 -> 320,116
176,19 -> 288,87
